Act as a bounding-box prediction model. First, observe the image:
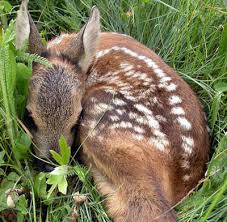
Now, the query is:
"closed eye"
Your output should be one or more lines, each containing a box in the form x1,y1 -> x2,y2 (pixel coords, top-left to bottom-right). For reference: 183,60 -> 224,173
71,124 -> 78,135
23,108 -> 38,132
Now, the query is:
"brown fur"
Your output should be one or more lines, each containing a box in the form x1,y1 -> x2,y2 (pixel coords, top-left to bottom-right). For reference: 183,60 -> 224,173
16,3 -> 210,221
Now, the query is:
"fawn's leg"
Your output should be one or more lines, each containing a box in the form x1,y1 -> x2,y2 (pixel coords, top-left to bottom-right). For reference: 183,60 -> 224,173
81,133 -> 177,222
92,168 -> 176,222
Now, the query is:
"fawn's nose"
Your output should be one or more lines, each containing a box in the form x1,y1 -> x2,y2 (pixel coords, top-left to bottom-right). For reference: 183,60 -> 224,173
34,157 -> 55,172
35,137 -> 60,172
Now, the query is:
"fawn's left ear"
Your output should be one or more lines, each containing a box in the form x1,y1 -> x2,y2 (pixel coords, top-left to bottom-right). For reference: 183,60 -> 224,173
61,6 -> 101,73
16,0 -> 46,54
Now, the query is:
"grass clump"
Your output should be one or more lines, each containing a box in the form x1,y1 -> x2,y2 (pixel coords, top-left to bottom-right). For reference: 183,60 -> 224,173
0,0 -> 227,221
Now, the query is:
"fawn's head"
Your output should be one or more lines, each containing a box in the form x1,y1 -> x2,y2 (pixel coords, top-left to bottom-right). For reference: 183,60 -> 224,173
16,0 -> 100,161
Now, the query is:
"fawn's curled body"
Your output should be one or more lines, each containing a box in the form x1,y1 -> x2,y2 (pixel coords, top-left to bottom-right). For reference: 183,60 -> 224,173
48,32 -> 209,221
16,2 -> 210,221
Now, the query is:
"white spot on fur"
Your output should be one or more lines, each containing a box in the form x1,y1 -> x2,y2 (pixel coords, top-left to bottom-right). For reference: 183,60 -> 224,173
120,63 -> 134,72
85,120 -> 99,136
142,82 -> 150,86
96,51 -> 105,58
109,115 -> 120,121
156,115 -> 167,122
177,117 -> 192,130
124,70 -> 134,77
134,104 -> 153,116
159,82 -> 177,92
146,115 -> 160,129
181,136 -> 194,154
93,103 -> 113,114
149,136 -> 169,151
183,175 -> 190,181
181,160 -> 190,169
96,48 -> 112,58
138,55 -> 146,60
90,97 -> 98,103
113,98 -> 126,106
120,121 -> 133,128
116,109 -> 126,115
146,60 -> 158,69
131,72 -> 142,79
129,111 -> 160,129
169,95 -> 182,105
171,107 -> 185,115
153,129 -> 167,138
110,121 -> 132,129
104,88 -> 116,94
109,76 -> 120,82
124,94 -> 137,102
118,82 -> 129,87
112,46 -> 121,51
152,97 -> 158,104
128,112 -> 138,120
154,68 -> 166,78
133,126 -> 145,134
133,134 -> 144,141
139,73 -> 150,81
160,76 -> 172,83
166,83 -> 178,92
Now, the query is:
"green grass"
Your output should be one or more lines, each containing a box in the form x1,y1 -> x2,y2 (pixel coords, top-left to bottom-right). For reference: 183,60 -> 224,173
0,0 -> 227,221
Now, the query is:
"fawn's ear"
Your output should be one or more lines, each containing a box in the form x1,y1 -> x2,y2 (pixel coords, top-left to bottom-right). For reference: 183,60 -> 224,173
16,0 -> 46,54
62,6 -> 100,73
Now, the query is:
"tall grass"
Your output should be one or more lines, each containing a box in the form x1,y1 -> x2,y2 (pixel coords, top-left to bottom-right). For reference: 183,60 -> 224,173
0,0 -> 227,221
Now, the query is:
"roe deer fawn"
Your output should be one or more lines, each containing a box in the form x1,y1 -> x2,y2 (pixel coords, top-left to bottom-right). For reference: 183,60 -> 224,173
16,1 -> 210,221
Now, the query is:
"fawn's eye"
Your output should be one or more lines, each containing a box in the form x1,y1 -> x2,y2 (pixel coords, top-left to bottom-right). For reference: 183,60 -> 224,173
71,124 -> 78,134
23,108 -> 38,132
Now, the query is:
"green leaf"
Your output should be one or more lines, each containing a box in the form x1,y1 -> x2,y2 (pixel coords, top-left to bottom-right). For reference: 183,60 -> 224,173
210,82 -> 227,130
16,195 -> 28,215
34,172 -> 47,199
57,175 -> 67,195
16,51 -> 53,68
46,165 -> 69,198
49,165 -> 68,176
214,82 -> 227,93
210,92 -> 222,130
207,135 -> 227,177
46,183 -> 57,200
219,23 -> 227,55
50,136 -> 71,165
0,168 -> 5,176
16,63 -> 32,99
74,165 -> 90,184
0,1 -> 12,13
14,131 -> 31,160
59,135 -> 71,165
50,150 -> 63,165
3,20 -> 15,44
7,172 -> 20,182
0,172 -> 20,211
0,150 -> 5,165
15,62 -> 29,117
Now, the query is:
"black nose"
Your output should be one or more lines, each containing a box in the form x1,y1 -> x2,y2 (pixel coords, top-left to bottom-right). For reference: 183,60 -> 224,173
34,158 -> 55,172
